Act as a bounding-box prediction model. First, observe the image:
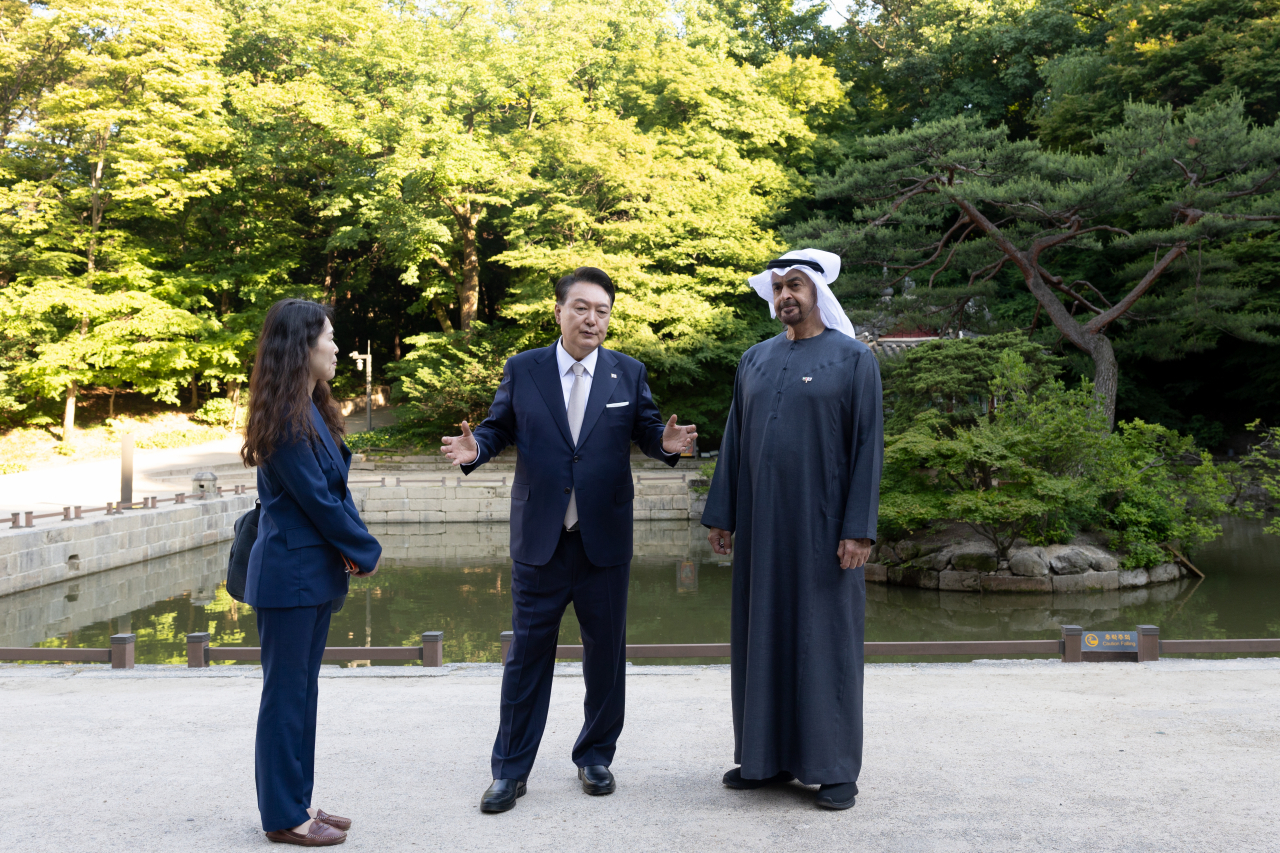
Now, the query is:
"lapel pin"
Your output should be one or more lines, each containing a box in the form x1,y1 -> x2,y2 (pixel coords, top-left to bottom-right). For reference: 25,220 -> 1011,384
611,373 -> 617,378
802,376 -> 813,383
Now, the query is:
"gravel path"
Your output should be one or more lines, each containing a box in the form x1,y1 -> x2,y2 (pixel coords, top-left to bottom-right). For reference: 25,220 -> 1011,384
2,659 -> 1276,852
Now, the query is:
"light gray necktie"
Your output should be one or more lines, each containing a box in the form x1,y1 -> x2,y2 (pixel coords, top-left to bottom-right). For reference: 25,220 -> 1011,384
564,362 -> 587,529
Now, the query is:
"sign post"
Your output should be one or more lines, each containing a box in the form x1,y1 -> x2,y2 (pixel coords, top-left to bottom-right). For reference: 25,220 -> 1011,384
120,433 -> 134,509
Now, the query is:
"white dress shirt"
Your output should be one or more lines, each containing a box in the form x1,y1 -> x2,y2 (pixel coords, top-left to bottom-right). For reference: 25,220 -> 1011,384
556,338 -> 598,407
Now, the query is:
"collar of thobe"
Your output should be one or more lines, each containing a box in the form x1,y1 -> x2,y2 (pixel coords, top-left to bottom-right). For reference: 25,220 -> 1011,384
556,337 -> 598,379
748,248 -> 856,339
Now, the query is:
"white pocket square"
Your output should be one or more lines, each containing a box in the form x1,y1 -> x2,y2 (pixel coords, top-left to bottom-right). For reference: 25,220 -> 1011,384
605,401 -> 630,408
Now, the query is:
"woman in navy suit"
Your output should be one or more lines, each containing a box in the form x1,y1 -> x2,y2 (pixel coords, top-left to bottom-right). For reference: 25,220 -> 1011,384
241,299 -> 382,846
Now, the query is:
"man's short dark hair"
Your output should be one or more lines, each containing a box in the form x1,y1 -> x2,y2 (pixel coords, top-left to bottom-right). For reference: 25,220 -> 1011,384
555,267 -> 615,305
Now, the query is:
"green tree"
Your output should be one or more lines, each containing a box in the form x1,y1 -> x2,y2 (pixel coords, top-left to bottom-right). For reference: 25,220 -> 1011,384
796,98 -> 1280,426
0,0 -> 231,440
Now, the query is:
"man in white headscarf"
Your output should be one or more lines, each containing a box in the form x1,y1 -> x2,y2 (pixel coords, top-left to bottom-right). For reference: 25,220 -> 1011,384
702,248 -> 883,810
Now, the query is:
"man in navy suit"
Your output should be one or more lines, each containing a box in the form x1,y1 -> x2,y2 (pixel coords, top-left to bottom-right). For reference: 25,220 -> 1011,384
441,267 -> 697,812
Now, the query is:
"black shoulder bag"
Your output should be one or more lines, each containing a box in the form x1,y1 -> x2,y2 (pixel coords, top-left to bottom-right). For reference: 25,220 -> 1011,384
225,500 -> 260,603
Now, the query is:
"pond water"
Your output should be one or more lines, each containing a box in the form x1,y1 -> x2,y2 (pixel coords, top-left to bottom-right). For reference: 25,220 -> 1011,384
4,517 -> 1277,665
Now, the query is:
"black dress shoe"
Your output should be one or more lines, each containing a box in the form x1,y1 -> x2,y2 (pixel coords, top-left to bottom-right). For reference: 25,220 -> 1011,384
722,767 -> 794,789
577,765 -> 615,795
815,781 -> 858,810
480,779 -> 527,813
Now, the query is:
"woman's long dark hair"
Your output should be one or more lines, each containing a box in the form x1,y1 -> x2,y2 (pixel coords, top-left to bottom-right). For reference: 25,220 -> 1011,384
241,299 -> 345,466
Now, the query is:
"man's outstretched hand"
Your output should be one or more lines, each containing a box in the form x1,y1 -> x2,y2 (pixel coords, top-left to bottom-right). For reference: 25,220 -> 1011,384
707,527 -> 733,556
440,421 -> 479,466
838,538 -> 873,570
662,414 -> 698,455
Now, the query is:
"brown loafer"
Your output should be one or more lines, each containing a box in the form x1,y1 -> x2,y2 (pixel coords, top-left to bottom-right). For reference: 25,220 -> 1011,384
265,820 -> 347,846
314,810 -> 352,831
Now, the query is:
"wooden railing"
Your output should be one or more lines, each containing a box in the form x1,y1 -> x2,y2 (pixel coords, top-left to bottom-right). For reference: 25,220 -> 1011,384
4,626 -> 1279,669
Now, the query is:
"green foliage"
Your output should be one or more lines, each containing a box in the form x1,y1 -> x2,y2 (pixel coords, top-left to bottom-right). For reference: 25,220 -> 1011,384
883,350 -> 1242,562
1,0 -> 1277,459
690,459 -> 717,495
389,322 -> 538,445
133,427 -> 227,450
880,332 -> 1064,434
1236,421 -> 1280,536
191,397 -> 237,427
883,350 -> 1111,556
1104,420 -> 1236,567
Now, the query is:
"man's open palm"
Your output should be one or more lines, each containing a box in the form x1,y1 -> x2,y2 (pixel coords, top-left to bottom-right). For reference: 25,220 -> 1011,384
662,414 -> 698,455
440,421 -> 478,466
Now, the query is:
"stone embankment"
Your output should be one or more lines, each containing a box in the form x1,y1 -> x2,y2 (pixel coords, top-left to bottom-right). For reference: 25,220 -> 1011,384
868,525 -> 1194,594
0,477 -> 694,595
0,494 -> 256,599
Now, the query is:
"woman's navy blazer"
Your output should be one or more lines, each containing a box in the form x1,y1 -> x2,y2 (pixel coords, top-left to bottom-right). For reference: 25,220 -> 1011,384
245,402 -> 382,609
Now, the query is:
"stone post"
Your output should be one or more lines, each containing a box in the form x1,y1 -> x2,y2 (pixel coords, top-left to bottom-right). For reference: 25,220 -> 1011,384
110,633 -> 136,669
186,632 -> 210,668
500,631 -> 514,665
1061,625 -> 1083,663
421,631 -> 444,667
1137,625 -> 1160,662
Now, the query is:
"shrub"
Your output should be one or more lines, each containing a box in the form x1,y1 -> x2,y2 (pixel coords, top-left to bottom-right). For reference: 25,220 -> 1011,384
388,322 -> 537,442
883,350 -> 1110,557
882,350 -> 1246,564
879,332 -> 1064,436
192,397 -> 238,427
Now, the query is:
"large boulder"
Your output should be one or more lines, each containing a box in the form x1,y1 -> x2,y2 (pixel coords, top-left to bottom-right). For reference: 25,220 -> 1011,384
1079,546 -> 1119,573
949,543 -> 999,573
1008,547 -> 1049,577
1118,568 -> 1149,588
1148,563 -> 1180,583
1044,545 -> 1092,574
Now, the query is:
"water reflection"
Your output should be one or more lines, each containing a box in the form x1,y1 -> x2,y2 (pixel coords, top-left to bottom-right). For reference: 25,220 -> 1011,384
3,517 -> 1277,665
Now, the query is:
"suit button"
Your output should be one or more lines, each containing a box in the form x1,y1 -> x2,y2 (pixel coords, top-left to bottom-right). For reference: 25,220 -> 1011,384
564,487 -> 571,494
573,455 -> 580,462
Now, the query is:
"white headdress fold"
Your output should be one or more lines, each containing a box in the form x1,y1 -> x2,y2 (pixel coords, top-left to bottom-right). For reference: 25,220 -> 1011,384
748,248 -> 855,339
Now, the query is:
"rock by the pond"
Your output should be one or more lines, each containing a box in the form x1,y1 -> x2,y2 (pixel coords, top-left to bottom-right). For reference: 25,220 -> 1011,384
1119,568 -> 1149,588
938,570 -> 981,592
1009,547 -> 1049,577
1052,571 -> 1120,593
1044,545 -> 1092,574
949,544 -> 999,573
888,565 -> 940,589
1148,562 -> 1181,583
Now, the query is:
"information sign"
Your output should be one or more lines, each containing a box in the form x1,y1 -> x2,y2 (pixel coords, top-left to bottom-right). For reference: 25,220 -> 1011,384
1082,631 -> 1137,651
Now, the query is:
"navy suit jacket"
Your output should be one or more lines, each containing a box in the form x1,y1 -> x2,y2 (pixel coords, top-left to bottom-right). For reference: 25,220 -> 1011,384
246,402 -> 383,609
463,343 -> 678,567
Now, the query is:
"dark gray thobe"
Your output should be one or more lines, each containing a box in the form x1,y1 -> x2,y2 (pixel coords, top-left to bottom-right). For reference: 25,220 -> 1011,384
702,328 -> 883,785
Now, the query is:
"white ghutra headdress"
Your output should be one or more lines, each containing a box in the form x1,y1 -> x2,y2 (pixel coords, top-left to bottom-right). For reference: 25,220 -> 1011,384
747,248 -> 855,339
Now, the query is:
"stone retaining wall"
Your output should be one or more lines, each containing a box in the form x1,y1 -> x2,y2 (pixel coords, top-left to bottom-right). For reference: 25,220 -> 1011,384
0,494 -> 255,598
350,481 -> 691,525
1,481 -> 695,595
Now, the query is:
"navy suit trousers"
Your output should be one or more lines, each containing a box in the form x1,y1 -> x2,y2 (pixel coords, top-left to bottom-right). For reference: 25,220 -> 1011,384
492,529 -> 630,780
255,600 -> 333,831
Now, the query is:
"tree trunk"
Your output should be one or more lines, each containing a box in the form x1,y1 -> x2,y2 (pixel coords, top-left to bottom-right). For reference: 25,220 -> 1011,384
431,296 -> 455,334
1083,333 -> 1119,428
950,198 -> 1121,428
88,135 -> 106,274
109,388 -> 116,419
62,381 -> 77,443
228,380 -> 241,434
449,201 -> 483,331
190,376 -> 199,410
